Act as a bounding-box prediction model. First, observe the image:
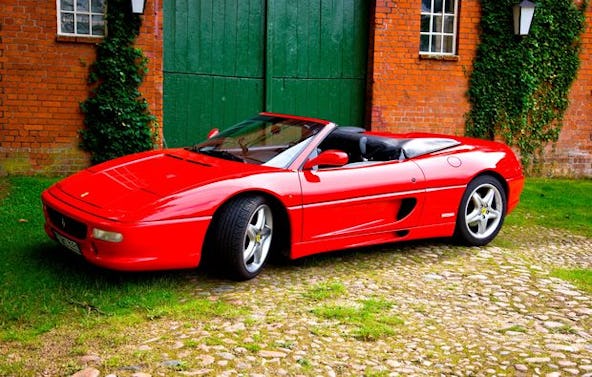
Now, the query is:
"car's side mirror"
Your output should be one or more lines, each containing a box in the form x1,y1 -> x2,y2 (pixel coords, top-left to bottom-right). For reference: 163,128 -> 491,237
207,128 -> 220,139
303,150 -> 349,170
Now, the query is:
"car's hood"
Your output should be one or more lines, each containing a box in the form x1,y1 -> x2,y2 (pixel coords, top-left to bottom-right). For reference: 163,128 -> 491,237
55,149 -> 275,215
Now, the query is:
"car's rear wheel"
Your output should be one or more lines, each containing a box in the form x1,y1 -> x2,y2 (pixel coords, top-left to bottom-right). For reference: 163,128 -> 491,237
214,195 -> 273,281
455,175 -> 506,246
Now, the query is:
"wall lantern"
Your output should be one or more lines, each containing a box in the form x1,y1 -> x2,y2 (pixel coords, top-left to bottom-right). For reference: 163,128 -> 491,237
513,0 -> 536,36
131,0 -> 146,14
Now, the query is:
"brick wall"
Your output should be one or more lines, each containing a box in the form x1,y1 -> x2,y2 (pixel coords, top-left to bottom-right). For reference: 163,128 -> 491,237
0,1 -> 590,177
542,6 -> 592,177
369,0 -> 591,177
369,0 -> 481,135
137,0 -> 163,145
0,1 -> 163,176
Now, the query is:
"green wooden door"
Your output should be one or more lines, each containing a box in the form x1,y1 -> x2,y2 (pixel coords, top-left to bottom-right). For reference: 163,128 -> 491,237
163,0 -> 265,146
266,0 -> 369,126
164,0 -> 369,147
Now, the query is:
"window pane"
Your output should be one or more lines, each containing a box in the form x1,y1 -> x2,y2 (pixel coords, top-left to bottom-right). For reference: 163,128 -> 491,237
77,0 -> 89,12
421,15 -> 431,32
58,0 -> 105,37
420,34 -> 430,52
76,14 -> 90,34
433,0 -> 443,13
419,0 -> 456,55
91,0 -> 104,13
91,15 -> 104,36
433,15 -> 443,33
444,15 -> 454,33
421,0 -> 432,13
61,12 -> 75,33
431,35 -> 442,53
61,0 -> 74,11
443,36 -> 454,53
444,0 -> 455,14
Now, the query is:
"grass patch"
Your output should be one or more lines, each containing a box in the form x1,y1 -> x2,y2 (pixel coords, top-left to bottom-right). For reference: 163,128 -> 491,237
312,298 -> 404,341
551,269 -> 592,294
501,178 -> 592,298
505,178 -> 592,238
0,177 -> 247,343
497,325 -> 528,334
0,175 -> 590,351
303,281 -> 346,301
0,179 -> 9,200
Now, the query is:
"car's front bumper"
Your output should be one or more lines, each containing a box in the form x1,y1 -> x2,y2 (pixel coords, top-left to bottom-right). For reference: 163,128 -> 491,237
41,190 -> 211,271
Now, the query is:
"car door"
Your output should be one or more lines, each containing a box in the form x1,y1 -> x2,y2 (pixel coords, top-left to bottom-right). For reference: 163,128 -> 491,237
297,160 -> 426,248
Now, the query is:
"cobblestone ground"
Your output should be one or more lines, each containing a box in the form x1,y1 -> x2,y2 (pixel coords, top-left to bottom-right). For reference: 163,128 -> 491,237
10,227 -> 592,376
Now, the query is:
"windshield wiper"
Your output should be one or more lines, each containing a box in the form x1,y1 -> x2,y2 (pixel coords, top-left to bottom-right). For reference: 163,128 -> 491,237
191,147 -> 245,163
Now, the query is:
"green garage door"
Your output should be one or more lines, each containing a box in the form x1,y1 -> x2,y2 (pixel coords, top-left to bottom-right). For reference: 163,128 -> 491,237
164,0 -> 369,147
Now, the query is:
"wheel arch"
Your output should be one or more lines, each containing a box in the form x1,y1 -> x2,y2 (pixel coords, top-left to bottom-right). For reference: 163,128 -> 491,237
454,171 -> 508,246
202,190 -> 292,263
473,170 -> 508,207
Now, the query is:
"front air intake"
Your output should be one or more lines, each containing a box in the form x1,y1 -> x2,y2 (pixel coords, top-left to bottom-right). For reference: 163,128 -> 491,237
46,206 -> 88,240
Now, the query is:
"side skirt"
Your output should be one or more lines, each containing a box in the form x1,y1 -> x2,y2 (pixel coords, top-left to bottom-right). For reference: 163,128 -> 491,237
289,222 -> 456,259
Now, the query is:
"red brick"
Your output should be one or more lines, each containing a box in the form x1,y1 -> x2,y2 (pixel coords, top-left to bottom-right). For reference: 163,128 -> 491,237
0,0 -> 162,175
0,0 -> 589,176
368,0 -> 591,176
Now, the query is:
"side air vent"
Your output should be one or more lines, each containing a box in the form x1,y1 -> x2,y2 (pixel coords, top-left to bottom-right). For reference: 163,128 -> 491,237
396,230 -> 410,237
396,198 -> 417,220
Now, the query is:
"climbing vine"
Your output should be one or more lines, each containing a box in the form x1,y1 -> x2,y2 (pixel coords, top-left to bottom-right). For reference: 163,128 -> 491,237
466,0 -> 588,171
80,0 -> 156,165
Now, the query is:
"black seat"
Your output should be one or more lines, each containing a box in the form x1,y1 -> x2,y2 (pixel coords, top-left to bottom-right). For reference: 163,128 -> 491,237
319,129 -> 406,164
319,128 -> 366,163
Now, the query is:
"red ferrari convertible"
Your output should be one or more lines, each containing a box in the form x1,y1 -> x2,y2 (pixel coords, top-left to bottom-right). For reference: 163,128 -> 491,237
42,113 -> 524,280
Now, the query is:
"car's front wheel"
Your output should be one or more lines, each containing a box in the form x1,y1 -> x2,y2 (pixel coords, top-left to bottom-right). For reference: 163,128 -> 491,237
213,195 -> 274,280
455,175 -> 506,246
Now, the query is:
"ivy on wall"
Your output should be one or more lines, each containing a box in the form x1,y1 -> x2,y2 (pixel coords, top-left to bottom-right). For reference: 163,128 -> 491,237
80,0 -> 156,165
466,0 -> 588,171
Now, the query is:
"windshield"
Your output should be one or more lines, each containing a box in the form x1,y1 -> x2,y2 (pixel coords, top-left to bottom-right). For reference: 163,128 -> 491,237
190,115 -> 325,168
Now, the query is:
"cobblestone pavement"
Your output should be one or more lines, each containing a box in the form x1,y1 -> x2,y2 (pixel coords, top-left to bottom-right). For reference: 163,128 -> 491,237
15,227 -> 592,376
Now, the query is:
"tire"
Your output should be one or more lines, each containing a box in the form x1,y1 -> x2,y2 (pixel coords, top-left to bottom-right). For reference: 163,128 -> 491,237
455,175 -> 506,246
213,195 -> 274,281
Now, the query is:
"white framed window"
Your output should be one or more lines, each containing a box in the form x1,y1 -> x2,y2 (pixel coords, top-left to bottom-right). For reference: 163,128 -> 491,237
420,0 -> 459,55
57,0 -> 106,37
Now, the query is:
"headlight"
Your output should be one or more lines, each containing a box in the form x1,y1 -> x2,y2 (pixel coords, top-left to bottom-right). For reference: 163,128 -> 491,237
92,228 -> 124,243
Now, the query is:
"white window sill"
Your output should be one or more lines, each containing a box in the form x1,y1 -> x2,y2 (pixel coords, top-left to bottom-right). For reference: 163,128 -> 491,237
56,35 -> 104,44
419,54 -> 459,62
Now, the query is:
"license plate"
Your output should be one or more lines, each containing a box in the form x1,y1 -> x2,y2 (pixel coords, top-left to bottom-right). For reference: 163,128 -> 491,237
55,232 -> 81,255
